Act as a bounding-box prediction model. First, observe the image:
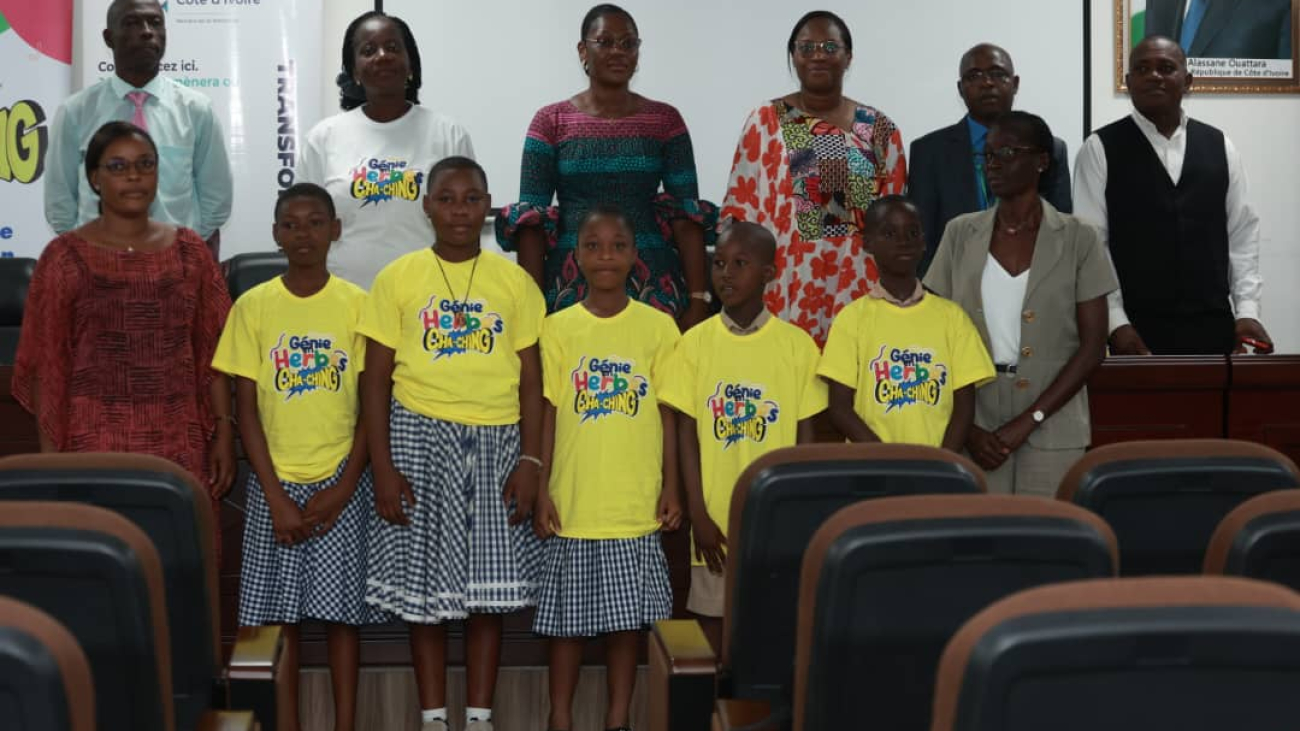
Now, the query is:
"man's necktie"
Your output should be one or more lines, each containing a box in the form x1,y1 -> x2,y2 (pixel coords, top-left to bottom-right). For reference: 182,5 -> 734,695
126,90 -> 150,131
1180,0 -> 1209,51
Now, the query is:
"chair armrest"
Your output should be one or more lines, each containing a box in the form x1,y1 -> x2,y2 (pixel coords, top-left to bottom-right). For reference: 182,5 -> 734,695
648,619 -> 717,731
712,699 -> 775,731
226,626 -> 283,731
197,710 -> 256,731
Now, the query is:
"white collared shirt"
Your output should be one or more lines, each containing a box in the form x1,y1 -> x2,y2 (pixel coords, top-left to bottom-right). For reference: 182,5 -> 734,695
44,74 -> 233,238
1073,109 -> 1262,332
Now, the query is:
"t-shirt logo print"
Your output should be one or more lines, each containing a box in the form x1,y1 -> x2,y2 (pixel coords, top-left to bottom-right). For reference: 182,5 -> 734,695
269,333 -> 350,400
419,295 -> 502,360
870,345 -> 948,412
708,382 -> 779,449
571,356 -> 648,422
350,158 -> 423,207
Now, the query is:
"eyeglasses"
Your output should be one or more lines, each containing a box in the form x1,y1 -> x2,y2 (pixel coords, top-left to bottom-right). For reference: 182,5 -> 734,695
795,40 -> 844,57
99,157 -> 158,176
961,68 -> 1013,84
980,146 -> 1040,164
584,37 -> 641,52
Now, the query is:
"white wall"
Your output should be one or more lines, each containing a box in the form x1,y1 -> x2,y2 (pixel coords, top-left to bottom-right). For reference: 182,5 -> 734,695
1088,2 -> 1300,353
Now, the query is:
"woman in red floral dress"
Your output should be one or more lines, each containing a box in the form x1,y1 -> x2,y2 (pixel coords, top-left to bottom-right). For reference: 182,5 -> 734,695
721,11 -> 907,347
13,121 -> 235,548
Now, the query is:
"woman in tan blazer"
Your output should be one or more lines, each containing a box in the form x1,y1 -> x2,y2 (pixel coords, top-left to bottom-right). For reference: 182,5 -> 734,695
923,112 -> 1117,496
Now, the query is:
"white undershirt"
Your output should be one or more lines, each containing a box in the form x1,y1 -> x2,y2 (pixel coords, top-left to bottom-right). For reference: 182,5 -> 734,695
981,254 -> 1030,366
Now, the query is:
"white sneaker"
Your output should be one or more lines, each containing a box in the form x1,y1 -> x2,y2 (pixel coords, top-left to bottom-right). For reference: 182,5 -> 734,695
465,721 -> 494,731
421,721 -> 450,731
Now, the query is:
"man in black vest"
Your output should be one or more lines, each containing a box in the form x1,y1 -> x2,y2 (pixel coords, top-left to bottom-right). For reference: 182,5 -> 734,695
909,43 -> 1072,276
1073,35 -> 1270,355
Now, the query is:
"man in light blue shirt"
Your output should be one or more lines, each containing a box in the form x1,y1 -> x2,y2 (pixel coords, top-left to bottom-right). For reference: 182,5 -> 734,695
44,0 -> 232,254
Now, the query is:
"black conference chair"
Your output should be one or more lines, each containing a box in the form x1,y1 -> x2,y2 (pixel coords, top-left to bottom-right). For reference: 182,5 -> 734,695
0,597 -> 95,731
1058,439 -> 1300,575
1205,490 -> 1300,588
0,453 -> 280,730
225,251 -> 287,301
789,495 -> 1118,731
0,501 -> 180,730
0,256 -> 35,364
930,577 -> 1300,731
650,443 -> 987,731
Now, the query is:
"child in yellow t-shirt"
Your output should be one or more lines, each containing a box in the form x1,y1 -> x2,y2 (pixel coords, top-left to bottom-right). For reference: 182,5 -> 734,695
818,195 -> 994,449
660,221 -> 827,650
211,183 -> 380,731
357,158 -> 545,731
532,205 -> 682,731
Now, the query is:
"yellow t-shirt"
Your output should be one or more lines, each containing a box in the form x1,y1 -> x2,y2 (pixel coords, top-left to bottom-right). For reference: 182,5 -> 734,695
659,315 -> 827,565
542,301 -> 680,539
359,249 -> 545,425
212,276 -> 366,483
817,294 -> 994,446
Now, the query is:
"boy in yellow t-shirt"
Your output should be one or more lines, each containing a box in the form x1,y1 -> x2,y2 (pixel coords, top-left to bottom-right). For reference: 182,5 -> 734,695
358,158 -> 545,731
532,205 -> 682,731
819,196 -> 994,449
212,183 -> 380,731
659,221 -> 827,650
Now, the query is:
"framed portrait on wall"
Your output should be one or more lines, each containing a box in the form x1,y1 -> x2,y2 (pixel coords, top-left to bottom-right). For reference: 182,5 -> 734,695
1115,0 -> 1300,93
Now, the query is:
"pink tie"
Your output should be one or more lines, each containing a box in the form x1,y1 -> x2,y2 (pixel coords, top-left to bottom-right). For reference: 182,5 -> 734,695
126,91 -> 149,132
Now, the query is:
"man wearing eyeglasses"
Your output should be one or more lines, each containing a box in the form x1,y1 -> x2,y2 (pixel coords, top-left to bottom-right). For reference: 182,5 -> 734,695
907,43 -> 1072,276
1073,35 -> 1271,355
44,0 -> 233,258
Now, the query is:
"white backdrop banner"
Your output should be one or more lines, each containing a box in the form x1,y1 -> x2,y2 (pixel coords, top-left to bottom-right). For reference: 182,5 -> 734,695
78,0 -> 323,259
0,1 -> 72,258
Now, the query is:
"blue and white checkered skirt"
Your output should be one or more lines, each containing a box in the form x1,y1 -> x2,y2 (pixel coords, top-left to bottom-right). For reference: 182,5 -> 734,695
238,458 -> 385,626
364,399 -> 542,624
533,533 -> 673,637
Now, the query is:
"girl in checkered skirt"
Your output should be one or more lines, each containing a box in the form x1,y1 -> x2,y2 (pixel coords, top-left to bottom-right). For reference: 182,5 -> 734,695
532,205 -> 683,731
212,183 -> 383,731
358,158 -> 546,731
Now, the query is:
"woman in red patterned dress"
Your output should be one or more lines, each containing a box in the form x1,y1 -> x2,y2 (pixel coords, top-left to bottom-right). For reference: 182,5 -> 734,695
13,121 -> 235,543
721,11 -> 907,347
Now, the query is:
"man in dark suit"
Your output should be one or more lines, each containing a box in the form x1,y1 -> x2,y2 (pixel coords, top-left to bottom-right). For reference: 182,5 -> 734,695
908,44 -> 1072,276
1147,0 -> 1292,60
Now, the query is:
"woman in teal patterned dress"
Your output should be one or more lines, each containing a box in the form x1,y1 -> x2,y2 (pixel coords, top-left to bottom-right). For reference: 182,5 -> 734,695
495,3 -> 717,329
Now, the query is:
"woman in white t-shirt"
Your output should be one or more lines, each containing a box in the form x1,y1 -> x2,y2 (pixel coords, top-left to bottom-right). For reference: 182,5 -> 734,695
301,11 -> 475,289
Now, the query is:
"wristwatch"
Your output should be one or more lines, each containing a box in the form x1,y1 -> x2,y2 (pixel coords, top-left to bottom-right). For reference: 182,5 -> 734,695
1031,410 -> 1046,424
690,291 -> 713,304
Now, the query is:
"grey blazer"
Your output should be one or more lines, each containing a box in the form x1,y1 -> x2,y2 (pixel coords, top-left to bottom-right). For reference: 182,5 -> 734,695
922,201 -> 1118,449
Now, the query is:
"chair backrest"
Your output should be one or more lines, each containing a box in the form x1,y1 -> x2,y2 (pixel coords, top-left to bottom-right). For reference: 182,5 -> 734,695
0,257 -> 36,365
792,495 -> 1118,731
722,443 -> 986,702
224,251 -> 287,301
931,577 -> 1300,731
0,597 -> 95,731
0,501 -> 174,731
1205,490 -> 1300,587
0,453 -> 219,729
1058,439 -> 1300,575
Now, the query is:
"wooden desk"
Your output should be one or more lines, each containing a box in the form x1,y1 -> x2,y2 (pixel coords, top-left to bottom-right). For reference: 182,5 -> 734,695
0,366 -> 38,455
1087,355 -> 1229,446
1227,354 -> 1300,466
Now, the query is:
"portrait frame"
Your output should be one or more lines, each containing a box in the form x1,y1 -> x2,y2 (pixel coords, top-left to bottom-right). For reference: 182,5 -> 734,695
1114,0 -> 1300,93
